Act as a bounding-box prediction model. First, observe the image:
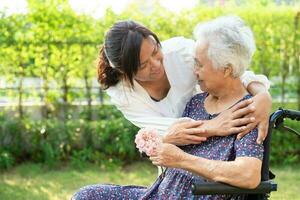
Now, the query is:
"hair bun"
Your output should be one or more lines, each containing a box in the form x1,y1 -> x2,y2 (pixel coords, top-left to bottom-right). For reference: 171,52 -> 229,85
97,47 -> 122,89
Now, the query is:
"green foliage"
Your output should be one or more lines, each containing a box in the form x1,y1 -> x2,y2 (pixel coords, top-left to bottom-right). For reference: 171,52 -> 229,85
0,106 -> 139,169
0,150 -> 15,169
270,120 -> 300,165
0,105 -> 299,169
1,1 -> 299,115
70,148 -> 94,169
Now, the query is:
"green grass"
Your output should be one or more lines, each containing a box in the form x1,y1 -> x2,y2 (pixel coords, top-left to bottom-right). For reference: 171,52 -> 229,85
269,166 -> 300,200
0,162 -> 299,200
0,161 -> 157,200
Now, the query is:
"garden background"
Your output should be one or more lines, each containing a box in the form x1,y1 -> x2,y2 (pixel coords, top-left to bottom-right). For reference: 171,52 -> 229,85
0,0 -> 299,199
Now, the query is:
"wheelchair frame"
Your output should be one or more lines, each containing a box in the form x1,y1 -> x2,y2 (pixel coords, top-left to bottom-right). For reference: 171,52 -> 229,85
192,108 -> 300,200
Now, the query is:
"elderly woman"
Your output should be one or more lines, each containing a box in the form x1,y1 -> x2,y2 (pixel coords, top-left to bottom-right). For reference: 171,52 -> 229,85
72,16 -> 263,200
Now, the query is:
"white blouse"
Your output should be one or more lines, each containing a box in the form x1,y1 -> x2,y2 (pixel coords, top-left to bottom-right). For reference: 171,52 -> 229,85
106,37 -> 270,135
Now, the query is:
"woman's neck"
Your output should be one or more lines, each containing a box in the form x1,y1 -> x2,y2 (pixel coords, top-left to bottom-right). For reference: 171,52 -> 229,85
205,78 -> 248,114
137,71 -> 170,101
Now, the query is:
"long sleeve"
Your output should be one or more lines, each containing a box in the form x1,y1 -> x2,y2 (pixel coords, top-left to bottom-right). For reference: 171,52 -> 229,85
106,84 -> 180,136
115,103 -> 178,135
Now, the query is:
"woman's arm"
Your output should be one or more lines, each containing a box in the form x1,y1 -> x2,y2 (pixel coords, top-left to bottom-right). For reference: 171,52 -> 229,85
239,82 -> 272,143
240,71 -> 272,143
247,83 -> 272,140
150,143 -> 262,189
150,126 -> 264,189
181,154 -> 262,189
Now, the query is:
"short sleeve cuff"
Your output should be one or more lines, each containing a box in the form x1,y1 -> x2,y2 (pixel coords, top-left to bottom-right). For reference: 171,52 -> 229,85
241,71 -> 271,90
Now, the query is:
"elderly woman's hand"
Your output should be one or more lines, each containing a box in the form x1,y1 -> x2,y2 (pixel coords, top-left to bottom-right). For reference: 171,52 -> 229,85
149,143 -> 186,168
237,92 -> 272,144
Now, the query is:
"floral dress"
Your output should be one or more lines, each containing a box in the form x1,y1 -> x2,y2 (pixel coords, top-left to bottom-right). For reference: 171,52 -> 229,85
72,93 -> 264,200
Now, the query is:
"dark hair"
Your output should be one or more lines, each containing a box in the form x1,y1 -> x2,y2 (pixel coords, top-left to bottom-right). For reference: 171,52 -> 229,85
97,20 -> 161,89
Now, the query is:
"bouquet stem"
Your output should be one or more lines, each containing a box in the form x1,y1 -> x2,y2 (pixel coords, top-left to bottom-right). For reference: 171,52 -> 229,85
160,166 -> 167,178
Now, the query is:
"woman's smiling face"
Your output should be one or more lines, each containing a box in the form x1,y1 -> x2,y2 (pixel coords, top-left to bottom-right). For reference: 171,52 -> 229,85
134,36 -> 164,83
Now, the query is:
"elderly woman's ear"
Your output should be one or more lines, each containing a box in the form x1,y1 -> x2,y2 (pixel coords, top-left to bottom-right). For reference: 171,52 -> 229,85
224,65 -> 233,78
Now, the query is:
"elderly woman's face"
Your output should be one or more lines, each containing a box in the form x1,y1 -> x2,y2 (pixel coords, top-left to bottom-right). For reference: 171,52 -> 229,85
194,45 -> 226,93
134,36 -> 164,82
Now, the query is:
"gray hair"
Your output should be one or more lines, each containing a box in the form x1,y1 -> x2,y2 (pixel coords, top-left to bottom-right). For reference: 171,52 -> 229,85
193,15 -> 256,77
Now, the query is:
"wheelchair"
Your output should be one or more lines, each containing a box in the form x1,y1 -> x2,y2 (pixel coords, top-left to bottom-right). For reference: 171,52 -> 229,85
192,108 -> 300,200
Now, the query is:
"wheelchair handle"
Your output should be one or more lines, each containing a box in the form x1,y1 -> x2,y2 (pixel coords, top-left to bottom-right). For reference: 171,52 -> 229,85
270,108 -> 300,124
269,108 -> 300,137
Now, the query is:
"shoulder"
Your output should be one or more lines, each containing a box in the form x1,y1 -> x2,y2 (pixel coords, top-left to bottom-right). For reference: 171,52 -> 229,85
235,127 -> 264,160
182,92 -> 208,118
106,81 -> 127,97
106,81 -> 135,106
161,37 -> 195,54
186,92 -> 208,106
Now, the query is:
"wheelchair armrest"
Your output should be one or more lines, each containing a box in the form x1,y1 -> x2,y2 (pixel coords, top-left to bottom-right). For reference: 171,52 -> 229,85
192,180 -> 277,195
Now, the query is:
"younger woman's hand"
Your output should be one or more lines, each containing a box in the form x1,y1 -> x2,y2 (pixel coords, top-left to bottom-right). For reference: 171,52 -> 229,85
202,98 -> 256,136
163,120 -> 207,146
237,92 -> 272,144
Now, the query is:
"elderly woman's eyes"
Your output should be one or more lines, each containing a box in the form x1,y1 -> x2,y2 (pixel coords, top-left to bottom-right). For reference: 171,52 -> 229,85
194,59 -> 203,68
